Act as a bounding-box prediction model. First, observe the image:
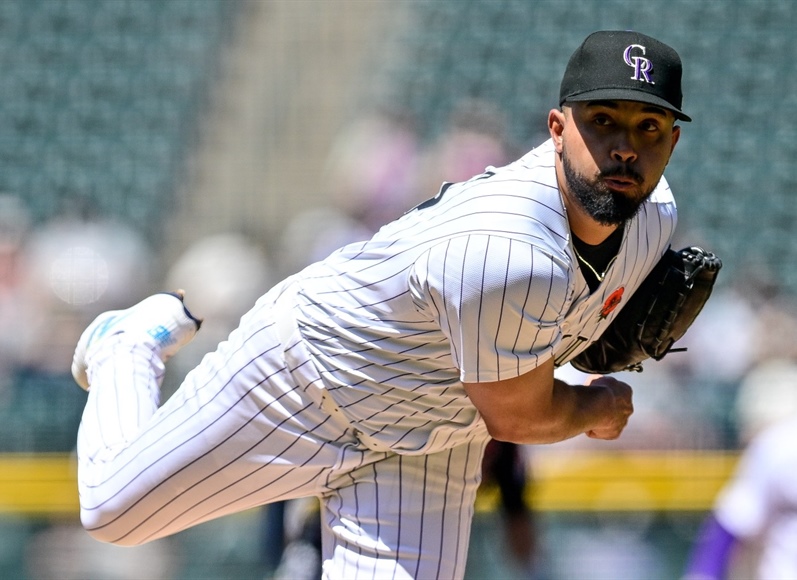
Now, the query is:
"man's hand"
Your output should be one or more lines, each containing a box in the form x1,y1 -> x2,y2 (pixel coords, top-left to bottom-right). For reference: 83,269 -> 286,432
583,375 -> 634,440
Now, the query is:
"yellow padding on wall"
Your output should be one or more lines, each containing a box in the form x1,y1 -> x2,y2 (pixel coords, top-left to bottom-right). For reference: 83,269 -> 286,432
0,454 -> 79,516
0,451 -> 739,516
478,450 -> 739,512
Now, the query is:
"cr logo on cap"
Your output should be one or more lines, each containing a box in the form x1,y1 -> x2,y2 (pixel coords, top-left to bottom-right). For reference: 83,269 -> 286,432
623,44 -> 654,85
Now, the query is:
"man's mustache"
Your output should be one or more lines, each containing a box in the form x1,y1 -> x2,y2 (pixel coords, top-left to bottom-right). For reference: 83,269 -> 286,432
600,167 -> 643,184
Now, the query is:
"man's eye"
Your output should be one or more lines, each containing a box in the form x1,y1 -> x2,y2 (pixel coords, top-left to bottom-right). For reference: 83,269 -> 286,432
639,121 -> 660,132
594,116 -> 612,126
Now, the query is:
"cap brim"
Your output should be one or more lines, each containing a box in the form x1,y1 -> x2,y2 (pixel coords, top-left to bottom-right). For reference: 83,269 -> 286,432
562,88 -> 692,122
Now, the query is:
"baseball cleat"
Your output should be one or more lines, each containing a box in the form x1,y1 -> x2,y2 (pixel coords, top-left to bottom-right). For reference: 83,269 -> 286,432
71,291 -> 202,391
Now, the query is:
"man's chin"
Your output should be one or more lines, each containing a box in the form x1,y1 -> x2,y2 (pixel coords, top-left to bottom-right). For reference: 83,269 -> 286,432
585,193 -> 642,225
562,154 -> 649,225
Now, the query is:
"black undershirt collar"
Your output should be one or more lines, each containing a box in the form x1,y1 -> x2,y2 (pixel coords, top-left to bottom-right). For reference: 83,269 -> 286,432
572,224 -> 625,292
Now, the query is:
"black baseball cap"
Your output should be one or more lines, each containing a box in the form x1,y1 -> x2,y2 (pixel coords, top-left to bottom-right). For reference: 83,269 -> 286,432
559,30 -> 691,122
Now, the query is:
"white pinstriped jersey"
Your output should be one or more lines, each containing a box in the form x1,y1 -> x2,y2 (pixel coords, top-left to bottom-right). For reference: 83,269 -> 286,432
289,138 -> 677,454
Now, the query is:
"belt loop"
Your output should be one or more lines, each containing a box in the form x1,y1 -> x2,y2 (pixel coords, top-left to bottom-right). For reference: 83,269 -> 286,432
318,390 -> 389,452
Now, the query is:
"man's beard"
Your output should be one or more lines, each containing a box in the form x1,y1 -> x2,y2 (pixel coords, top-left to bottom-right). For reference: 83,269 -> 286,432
562,149 -> 654,226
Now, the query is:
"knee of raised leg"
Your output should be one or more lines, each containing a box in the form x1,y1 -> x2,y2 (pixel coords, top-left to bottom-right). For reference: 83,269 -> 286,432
80,510 -> 144,547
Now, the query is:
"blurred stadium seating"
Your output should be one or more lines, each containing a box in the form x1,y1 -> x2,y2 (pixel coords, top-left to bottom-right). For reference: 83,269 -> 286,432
0,0 -> 793,578
0,0 -> 239,465
0,0 -> 236,243
3,0 -> 795,290
368,0 -> 797,292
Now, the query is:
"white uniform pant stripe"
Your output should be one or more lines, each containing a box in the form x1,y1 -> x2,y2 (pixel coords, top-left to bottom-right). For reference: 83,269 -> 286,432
320,437 -> 488,579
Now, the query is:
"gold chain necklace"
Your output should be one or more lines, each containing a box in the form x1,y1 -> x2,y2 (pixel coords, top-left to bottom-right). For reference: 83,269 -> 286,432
573,246 -> 617,282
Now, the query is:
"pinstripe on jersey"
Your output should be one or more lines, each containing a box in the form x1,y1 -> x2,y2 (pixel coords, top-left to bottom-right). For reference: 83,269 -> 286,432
293,138 -> 676,455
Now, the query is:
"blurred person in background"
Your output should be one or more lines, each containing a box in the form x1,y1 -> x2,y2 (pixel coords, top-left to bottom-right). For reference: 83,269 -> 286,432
0,194 -> 32,386
478,439 -> 539,578
323,107 -> 421,234
18,207 -> 153,375
412,98 -> 520,204
0,197 -> 153,453
683,359 -> 797,580
162,232 -> 273,394
275,207 -> 373,282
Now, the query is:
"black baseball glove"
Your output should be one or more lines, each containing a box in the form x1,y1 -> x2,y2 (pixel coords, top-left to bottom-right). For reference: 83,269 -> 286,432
570,246 -> 722,374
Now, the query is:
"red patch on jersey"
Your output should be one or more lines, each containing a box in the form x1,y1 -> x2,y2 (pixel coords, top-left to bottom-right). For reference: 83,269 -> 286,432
600,287 -> 624,319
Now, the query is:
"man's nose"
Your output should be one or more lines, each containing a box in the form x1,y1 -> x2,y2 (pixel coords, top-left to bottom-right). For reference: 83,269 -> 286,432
611,134 -> 637,164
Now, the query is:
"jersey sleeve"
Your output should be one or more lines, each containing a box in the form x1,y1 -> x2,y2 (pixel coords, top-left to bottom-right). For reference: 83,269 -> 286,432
409,233 -> 571,383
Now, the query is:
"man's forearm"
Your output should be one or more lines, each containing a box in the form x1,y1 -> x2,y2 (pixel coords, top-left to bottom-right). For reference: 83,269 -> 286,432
464,360 -> 633,445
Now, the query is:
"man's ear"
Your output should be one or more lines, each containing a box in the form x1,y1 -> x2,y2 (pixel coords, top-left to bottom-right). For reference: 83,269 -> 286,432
663,124 -> 682,167
670,124 -> 681,154
548,108 -> 565,153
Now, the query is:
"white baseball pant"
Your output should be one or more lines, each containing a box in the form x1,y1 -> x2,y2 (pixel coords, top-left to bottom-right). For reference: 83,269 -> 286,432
77,288 -> 488,579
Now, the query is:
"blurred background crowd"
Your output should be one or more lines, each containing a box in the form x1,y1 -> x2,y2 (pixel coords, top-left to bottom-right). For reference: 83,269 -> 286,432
2,1 -> 797,578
